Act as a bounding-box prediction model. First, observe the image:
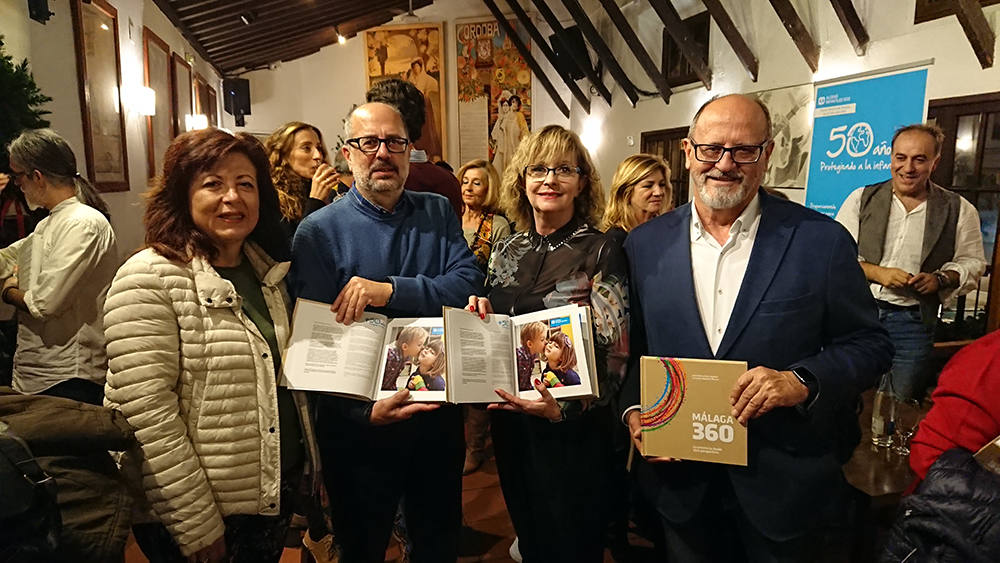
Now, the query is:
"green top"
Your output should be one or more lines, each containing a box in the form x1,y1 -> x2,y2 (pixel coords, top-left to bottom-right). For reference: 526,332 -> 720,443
216,256 -> 303,473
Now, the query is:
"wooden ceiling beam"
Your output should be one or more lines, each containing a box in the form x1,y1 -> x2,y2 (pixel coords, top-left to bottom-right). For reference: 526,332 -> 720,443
150,0 -> 223,74
177,0 -> 259,19
529,0 -> 612,107
768,0 -> 820,72
482,0 -> 570,118
340,11 -> 397,37
598,0 -> 672,104
201,0 -> 410,48
505,0 -> 591,113
204,16 -> 340,54
950,0 -> 995,69
648,0 -> 711,90
829,0 -> 869,56
217,31 -> 337,70
558,0 -> 640,107
701,0 -> 758,81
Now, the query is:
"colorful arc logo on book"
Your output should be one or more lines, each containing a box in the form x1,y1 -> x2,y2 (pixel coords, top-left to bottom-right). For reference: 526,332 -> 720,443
641,357 -> 686,430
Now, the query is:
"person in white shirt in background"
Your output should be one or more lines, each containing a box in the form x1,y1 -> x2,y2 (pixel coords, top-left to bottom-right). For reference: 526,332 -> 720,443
0,128 -> 118,405
835,123 -> 986,403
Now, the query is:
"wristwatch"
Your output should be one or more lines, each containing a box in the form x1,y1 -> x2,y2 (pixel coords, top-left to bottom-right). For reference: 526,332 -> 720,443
933,270 -> 953,289
790,367 -> 818,406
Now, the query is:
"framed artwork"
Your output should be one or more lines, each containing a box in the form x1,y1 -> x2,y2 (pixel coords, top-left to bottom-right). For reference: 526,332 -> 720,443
194,72 -> 211,120
365,23 -> 446,162
755,83 -> 813,190
207,85 -> 218,127
70,0 -> 129,192
456,18 -> 531,177
661,11 -> 709,88
171,53 -> 192,137
143,26 -> 172,180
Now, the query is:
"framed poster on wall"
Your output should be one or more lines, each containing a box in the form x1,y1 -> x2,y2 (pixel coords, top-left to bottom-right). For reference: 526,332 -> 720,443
171,53 -> 192,137
143,26 -> 172,180
207,85 -> 218,127
365,23 -> 446,162
70,0 -> 129,192
456,17 -> 531,178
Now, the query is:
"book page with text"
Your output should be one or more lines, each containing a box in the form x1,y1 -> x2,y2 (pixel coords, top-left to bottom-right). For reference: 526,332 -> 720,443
443,307 -> 516,403
281,299 -> 387,400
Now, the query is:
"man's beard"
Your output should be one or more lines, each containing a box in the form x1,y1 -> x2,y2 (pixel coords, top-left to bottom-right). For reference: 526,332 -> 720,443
694,171 -> 754,210
358,162 -> 401,193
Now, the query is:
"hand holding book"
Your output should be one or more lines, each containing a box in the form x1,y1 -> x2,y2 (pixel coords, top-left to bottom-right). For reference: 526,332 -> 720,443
489,378 -> 561,421
370,389 -> 439,425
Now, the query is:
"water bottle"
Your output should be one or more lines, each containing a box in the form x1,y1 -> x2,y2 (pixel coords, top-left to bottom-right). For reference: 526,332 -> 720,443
871,374 -> 895,447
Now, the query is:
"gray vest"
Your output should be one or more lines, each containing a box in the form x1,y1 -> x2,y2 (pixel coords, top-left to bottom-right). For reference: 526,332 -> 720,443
857,179 -> 960,323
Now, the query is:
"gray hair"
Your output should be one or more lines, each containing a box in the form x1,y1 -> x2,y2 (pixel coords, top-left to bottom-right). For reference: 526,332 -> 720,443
688,94 -> 773,142
332,150 -> 351,175
343,102 -> 406,139
7,128 -> 110,219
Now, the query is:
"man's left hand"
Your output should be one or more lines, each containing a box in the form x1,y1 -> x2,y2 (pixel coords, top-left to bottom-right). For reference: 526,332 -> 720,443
331,276 -> 392,325
488,378 -> 562,421
729,367 -> 809,425
2,276 -> 18,294
907,272 -> 940,295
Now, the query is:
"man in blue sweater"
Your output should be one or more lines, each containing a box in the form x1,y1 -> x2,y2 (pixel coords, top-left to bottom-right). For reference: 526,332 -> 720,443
290,102 -> 483,562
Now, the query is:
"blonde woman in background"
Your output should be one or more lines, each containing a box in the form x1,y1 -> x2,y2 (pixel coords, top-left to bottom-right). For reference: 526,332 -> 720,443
265,121 -> 339,242
602,153 -> 672,246
456,159 -> 511,475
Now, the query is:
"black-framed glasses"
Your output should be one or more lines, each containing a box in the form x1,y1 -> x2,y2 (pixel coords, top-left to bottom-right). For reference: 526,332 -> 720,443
345,136 -> 409,154
8,169 -> 29,185
523,164 -> 582,180
688,139 -> 769,164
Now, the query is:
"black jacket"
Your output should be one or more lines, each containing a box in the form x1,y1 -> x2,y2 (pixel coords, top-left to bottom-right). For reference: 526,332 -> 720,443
882,447 -> 1000,562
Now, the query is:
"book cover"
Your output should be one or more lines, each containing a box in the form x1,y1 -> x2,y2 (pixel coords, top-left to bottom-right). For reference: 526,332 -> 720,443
640,357 -> 748,466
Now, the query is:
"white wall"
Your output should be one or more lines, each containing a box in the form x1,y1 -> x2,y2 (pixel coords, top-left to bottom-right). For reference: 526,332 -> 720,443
1,0 -> 222,253
225,0 -> 1000,207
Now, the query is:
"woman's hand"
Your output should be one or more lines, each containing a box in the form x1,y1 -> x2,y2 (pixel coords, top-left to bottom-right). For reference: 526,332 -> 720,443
466,296 -> 493,319
309,163 -> 339,202
0,173 -> 9,193
187,535 -> 226,563
489,378 -> 562,422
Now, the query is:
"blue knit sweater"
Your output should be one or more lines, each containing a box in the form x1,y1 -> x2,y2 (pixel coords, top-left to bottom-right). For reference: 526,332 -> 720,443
289,187 -> 483,317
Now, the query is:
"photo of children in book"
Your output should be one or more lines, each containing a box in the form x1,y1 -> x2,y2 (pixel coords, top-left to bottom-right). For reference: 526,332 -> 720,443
515,318 -> 579,391
380,326 -> 447,392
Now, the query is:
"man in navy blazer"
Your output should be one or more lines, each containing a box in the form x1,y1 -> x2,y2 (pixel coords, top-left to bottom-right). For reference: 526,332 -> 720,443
621,94 -> 892,561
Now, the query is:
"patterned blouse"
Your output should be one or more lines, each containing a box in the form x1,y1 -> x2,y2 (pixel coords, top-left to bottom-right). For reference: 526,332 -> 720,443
487,216 -> 629,418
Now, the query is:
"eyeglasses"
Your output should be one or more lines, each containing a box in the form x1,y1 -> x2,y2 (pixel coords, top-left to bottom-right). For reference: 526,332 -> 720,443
523,164 -> 582,180
688,139 -> 769,164
8,170 -> 29,185
345,136 -> 409,154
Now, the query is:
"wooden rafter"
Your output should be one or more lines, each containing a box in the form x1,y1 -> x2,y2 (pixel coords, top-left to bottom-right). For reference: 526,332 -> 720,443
482,0 -> 571,118
951,0 -> 995,68
768,0 -> 820,72
648,0 -> 711,90
701,0 -> 758,81
829,0 -> 869,56
504,0 -> 591,113
529,0 -> 612,107
559,0 -> 640,107
597,0 -> 672,104
150,0 -> 223,74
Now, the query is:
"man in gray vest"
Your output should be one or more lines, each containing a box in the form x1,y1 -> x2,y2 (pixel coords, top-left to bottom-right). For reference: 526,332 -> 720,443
835,124 -> 986,402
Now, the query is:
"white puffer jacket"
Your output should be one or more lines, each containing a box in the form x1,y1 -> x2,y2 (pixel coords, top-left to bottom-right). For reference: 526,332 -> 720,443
104,243 -> 290,556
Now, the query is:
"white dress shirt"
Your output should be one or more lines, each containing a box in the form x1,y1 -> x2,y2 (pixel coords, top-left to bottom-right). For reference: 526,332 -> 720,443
835,186 -> 986,307
0,197 -> 119,394
691,194 -> 762,354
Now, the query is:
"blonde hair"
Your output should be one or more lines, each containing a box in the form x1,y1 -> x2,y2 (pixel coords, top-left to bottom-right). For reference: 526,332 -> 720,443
456,159 -> 501,214
519,321 -> 547,347
602,154 -> 672,231
419,338 -> 446,377
396,326 -> 428,349
264,121 -> 328,221
498,125 -> 604,231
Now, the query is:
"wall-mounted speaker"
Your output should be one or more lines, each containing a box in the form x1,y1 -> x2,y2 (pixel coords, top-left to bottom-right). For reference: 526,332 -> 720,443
27,0 -> 53,24
222,77 -> 251,119
549,26 -> 590,81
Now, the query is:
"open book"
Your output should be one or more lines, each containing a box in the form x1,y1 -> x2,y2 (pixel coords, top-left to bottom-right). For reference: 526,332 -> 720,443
280,299 -> 598,403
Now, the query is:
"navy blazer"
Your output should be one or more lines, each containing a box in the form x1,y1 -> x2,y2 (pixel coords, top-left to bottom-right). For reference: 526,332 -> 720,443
621,190 -> 892,540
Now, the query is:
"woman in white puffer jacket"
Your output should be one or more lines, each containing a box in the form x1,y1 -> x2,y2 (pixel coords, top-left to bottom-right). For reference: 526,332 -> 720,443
104,129 -> 323,563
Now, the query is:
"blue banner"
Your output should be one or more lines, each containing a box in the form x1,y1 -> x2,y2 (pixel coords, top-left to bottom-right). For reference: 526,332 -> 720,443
805,69 -> 928,217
